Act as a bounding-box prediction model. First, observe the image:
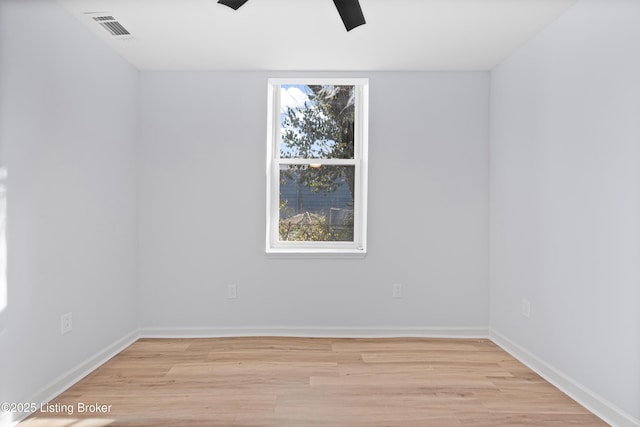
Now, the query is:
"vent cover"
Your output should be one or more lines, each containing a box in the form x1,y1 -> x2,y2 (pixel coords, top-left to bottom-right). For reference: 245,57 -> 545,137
92,15 -> 116,22
92,15 -> 130,36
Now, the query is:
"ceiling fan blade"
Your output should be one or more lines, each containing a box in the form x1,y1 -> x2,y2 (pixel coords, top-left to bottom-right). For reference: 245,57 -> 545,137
217,0 -> 249,10
333,0 -> 366,31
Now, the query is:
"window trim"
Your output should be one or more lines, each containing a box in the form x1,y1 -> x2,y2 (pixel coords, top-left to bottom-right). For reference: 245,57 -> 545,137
266,78 -> 369,258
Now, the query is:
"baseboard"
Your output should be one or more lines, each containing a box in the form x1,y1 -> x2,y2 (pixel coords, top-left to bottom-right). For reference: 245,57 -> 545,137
138,325 -> 490,339
10,329 -> 140,426
490,329 -> 640,427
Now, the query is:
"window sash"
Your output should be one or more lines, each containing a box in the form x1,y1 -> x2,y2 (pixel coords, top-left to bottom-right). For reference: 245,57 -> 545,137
277,158 -> 356,166
273,162 -> 360,248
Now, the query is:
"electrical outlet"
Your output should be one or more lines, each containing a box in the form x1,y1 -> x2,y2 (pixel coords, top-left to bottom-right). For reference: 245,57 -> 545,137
60,312 -> 73,335
227,284 -> 237,299
522,298 -> 531,318
392,283 -> 403,298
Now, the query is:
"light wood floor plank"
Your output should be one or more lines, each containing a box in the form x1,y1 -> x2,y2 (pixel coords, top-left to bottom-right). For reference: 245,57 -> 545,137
19,337 -> 608,426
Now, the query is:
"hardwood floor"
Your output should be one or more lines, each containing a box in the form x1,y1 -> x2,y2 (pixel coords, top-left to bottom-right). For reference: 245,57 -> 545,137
20,337 -> 607,426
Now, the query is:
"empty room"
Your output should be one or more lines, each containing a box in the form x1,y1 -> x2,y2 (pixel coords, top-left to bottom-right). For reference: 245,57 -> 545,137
0,0 -> 638,425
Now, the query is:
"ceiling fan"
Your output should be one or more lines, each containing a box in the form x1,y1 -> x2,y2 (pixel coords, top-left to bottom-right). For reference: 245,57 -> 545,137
217,0 -> 366,32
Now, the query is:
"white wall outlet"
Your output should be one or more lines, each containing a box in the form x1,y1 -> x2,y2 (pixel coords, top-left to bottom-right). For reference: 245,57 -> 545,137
227,284 -> 237,299
392,283 -> 403,298
522,298 -> 531,318
60,312 -> 73,335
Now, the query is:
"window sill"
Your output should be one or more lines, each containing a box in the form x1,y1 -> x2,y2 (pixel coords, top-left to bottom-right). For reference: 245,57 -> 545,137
266,248 -> 367,259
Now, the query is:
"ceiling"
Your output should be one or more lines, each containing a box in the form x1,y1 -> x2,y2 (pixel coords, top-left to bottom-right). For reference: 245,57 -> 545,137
57,0 -> 577,71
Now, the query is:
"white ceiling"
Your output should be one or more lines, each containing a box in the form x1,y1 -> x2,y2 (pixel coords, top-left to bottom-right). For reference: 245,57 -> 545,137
58,0 -> 577,71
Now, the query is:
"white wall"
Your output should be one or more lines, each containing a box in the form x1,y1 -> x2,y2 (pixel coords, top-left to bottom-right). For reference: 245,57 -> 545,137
490,0 -> 640,421
138,72 -> 489,331
0,0 -> 139,414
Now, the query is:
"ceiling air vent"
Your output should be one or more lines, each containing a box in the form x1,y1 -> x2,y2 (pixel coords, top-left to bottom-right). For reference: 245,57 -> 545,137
92,15 -> 130,36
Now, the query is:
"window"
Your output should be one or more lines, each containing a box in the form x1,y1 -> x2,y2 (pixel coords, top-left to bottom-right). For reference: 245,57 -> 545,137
266,79 -> 368,257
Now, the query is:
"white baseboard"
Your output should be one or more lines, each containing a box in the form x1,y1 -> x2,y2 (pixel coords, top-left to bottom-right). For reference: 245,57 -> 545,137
139,325 -> 490,339
490,330 -> 640,427
10,329 -> 140,426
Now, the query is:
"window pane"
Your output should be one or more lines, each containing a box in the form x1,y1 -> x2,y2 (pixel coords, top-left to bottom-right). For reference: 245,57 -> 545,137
279,165 -> 355,242
280,85 -> 355,160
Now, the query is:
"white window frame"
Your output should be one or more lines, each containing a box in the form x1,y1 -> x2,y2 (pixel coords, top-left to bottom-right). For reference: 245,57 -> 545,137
266,78 -> 368,258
